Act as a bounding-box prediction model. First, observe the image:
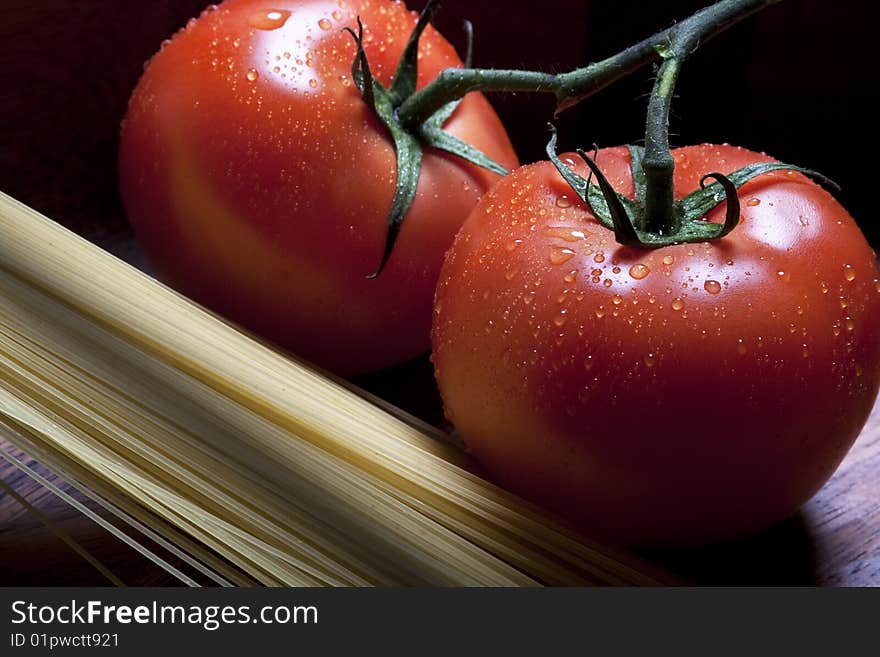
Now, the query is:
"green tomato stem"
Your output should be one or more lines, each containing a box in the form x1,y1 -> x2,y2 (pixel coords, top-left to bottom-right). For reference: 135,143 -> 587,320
642,56 -> 683,236
642,0 -> 782,236
398,0 -> 781,131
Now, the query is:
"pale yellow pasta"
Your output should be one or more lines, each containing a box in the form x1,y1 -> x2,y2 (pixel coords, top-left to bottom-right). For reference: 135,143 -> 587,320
0,192 -> 667,586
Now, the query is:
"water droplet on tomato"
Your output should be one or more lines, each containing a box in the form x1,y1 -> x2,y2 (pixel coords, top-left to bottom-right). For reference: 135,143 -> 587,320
820,281 -> 829,294
232,37 -> 241,48
671,298 -> 685,312
746,198 -> 760,207
505,239 -> 523,252
332,9 -> 344,21
844,264 -> 856,282
308,78 -> 318,88
612,294 -> 623,306
563,270 -> 579,283
543,227 -> 584,242
644,353 -> 656,368
629,264 -> 650,280
318,18 -> 332,30
549,247 -> 576,265
583,356 -> 594,370
593,252 -> 605,264
602,279 -> 612,288
554,312 -> 568,327
555,195 -> 572,208
504,268 -> 519,281
846,317 -> 855,331
250,9 -> 292,29
595,306 -> 606,319
839,297 -> 848,310
704,280 -> 721,295
737,339 -> 747,355
246,68 -> 260,82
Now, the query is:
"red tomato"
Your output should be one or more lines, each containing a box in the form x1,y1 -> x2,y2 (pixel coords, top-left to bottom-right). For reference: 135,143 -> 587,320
119,0 -> 517,376
432,144 -> 880,547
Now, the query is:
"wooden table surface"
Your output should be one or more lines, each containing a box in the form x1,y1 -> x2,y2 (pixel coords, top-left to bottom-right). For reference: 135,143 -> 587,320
2,351 -> 878,587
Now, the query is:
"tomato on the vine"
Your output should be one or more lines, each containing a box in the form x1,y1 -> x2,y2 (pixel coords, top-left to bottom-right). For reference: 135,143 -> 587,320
432,144 -> 880,547
119,0 -> 517,376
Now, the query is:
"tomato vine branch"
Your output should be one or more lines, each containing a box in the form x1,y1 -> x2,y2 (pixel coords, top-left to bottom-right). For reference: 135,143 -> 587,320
398,0 -> 781,130
641,0 -> 783,235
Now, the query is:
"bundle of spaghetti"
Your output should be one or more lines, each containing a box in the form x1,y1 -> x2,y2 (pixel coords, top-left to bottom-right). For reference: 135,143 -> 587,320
0,191 -> 668,586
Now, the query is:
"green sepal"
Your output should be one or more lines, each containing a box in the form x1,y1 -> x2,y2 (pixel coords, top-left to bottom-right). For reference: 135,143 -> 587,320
419,106 -> 508,176
546,127 -> 642,246
697,172 -> 741,239
408,14 -> 506,174
576,149 -> 644,245
344,18 -> 374,109
679,161 -> 838,219
462,19 -> 474,69
346,2 -> 508,277
345,19 -> 423,277
367,97 -> 424,279
549,128 -> 839,249
388,0 -> 440,105
545,126 -> 589,199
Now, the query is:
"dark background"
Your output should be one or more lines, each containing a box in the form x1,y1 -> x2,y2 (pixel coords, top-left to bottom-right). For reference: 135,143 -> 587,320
1,0 -> 876,243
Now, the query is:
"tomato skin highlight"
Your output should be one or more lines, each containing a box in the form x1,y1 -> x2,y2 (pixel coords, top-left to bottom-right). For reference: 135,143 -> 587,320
432,144 -> 880,547
119,0 -> 517,376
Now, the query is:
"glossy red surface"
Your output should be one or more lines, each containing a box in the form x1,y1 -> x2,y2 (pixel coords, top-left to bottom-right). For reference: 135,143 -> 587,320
433,144 -> 880,547
119,0 -> 517,376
